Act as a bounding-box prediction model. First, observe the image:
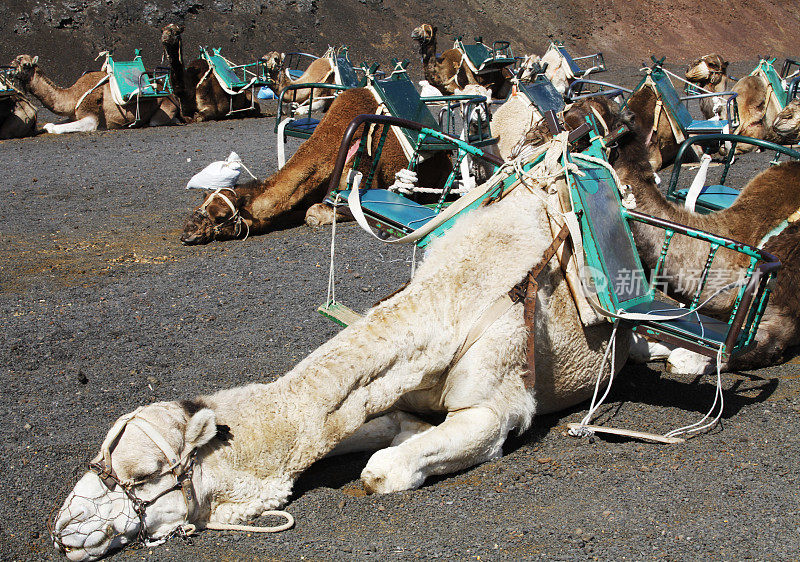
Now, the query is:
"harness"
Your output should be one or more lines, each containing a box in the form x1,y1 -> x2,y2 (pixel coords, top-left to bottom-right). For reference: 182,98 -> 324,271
54,405 -> 293,555
198,187 -> 249,241
84,406 -> 201,547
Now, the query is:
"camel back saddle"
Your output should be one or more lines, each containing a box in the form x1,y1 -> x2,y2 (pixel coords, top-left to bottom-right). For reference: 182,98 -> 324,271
0,66 -> 16,99
666,134 -> 800,214
320,112 -> 781,398
101,50 -> 172,106
453,36 -> 515,75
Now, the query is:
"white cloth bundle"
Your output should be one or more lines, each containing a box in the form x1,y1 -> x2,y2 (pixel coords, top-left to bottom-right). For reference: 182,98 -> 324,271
186,152 -> 245,190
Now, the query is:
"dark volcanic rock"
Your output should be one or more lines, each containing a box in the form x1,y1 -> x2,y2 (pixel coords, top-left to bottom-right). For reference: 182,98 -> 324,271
2,0 -> 800,85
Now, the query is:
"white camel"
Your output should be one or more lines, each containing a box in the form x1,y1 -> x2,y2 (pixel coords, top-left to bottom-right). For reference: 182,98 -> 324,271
52,140 -> 628,561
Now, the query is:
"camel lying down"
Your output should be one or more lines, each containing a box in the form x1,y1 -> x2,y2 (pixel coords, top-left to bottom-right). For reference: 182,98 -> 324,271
53,151 -> 628,560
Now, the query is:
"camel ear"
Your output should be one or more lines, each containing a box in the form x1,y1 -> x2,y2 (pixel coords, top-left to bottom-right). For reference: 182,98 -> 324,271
32,56 -> 38,65
178,24 -> 185,33
721,61 -> 728,73
185,408 -> 218,449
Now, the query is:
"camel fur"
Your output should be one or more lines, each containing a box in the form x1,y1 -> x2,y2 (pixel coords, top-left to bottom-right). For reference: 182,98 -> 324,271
411,24 -> 510,99
180,87 -> 450,244
770,98 -> 800,143
10,55 -> 180,133
556,98 -> 800,374
0,93 -> 37,139
161,24 -> 260,122
54,147 -> 629,560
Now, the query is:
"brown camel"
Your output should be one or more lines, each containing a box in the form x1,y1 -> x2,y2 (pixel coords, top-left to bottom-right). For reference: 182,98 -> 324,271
180,87 -> 451,245
261,50 -> 337,107
10,55 -> 179,133
160,24 -> 260,122
411,24 -> 510,99
553,98 -> 800,373
770,98 -> 800,143
685,54 -> 769,139
0,93 -> 37,139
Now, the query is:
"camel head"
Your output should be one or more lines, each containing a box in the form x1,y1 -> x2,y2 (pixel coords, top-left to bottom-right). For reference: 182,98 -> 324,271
685,54 -> 728,86
411,24 -> 436,46
518,54 -> 543,82
181,188 -> 251,245
261,51 -> 285,85
519,97 -> 640,159
161,23 -> 184,48
771,98 -> 800,142
51,402 -> 221,561
9,54 -> 38,83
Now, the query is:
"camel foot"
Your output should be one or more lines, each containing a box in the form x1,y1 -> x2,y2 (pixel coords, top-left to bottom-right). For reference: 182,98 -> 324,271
666,348 -> 716,375
629,333 -> 673,363
305,203 -> 350,228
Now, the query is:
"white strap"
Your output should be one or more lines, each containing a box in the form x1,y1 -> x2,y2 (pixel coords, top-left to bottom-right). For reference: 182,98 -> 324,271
129,417 -> 181,468
684,154 -> 712,212
276,117 -> 292,169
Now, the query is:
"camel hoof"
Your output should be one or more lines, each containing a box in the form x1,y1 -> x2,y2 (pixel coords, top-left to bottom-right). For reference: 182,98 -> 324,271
361,448 -> 423,494
628,334 -> 672,363
305,215 -> 322,228
666,348 -> 715,375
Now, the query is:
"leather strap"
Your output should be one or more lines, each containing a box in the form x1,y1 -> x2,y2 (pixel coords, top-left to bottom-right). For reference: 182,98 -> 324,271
508,222 -> 572,388
451,223 -> 571,386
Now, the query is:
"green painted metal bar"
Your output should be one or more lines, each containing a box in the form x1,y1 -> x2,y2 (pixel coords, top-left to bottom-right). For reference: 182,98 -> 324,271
689,243 -> 719,309
651,230 -> 674,292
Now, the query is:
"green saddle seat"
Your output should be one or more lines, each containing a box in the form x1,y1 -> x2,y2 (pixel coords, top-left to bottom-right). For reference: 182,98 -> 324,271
519,76 -> 564,114
331,189 -> 437,235
672,184 -> 740,213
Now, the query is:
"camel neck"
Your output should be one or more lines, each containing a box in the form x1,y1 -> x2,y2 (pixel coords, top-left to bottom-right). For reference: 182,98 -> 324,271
28,69 -> 73,116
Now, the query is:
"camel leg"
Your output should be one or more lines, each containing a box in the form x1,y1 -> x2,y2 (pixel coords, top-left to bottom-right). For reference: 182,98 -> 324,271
628,333 -> 673,363
327,411 -> 433,457
43,116 -> 98,134
360,406 -> 510,494
666,348 -> 715,375
304,203 -> 352,227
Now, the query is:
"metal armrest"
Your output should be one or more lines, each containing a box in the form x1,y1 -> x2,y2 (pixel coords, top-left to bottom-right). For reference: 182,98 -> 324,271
566,79 -> 632,101
275,83 -> 348,130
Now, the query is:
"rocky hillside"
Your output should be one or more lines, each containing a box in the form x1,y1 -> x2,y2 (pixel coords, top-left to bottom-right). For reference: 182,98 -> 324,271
2,0 -> 799,84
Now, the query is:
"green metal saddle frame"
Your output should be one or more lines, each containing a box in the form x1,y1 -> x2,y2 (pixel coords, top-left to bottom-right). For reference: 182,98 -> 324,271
549,42 -> 606,77
0,66 -> 17,99
323,114 -> 504,245
750,57 -> 800,111
274,47 -> 368,168
104,49 -> 172,104
666,134 -> 800,214
323,111 -> 780,365
567,116 -> 779,361
453,36 -> 515,74
625,58 -> 740,139
199,46 -> 268,115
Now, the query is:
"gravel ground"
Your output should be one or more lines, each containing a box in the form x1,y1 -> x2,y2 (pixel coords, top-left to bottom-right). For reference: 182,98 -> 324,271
1,63 -> 799,561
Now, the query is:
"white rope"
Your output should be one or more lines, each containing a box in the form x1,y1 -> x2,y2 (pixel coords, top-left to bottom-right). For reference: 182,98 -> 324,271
388,168 -> 419,194
663,346 -> 725,438
660,66 -> 714,94
568,320 -> 621,436
326,193 -> 341,306
205,511 -> 294,533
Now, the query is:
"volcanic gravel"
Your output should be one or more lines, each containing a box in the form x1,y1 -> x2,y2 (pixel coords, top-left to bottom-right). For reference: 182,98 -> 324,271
1,62 -> 799,561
